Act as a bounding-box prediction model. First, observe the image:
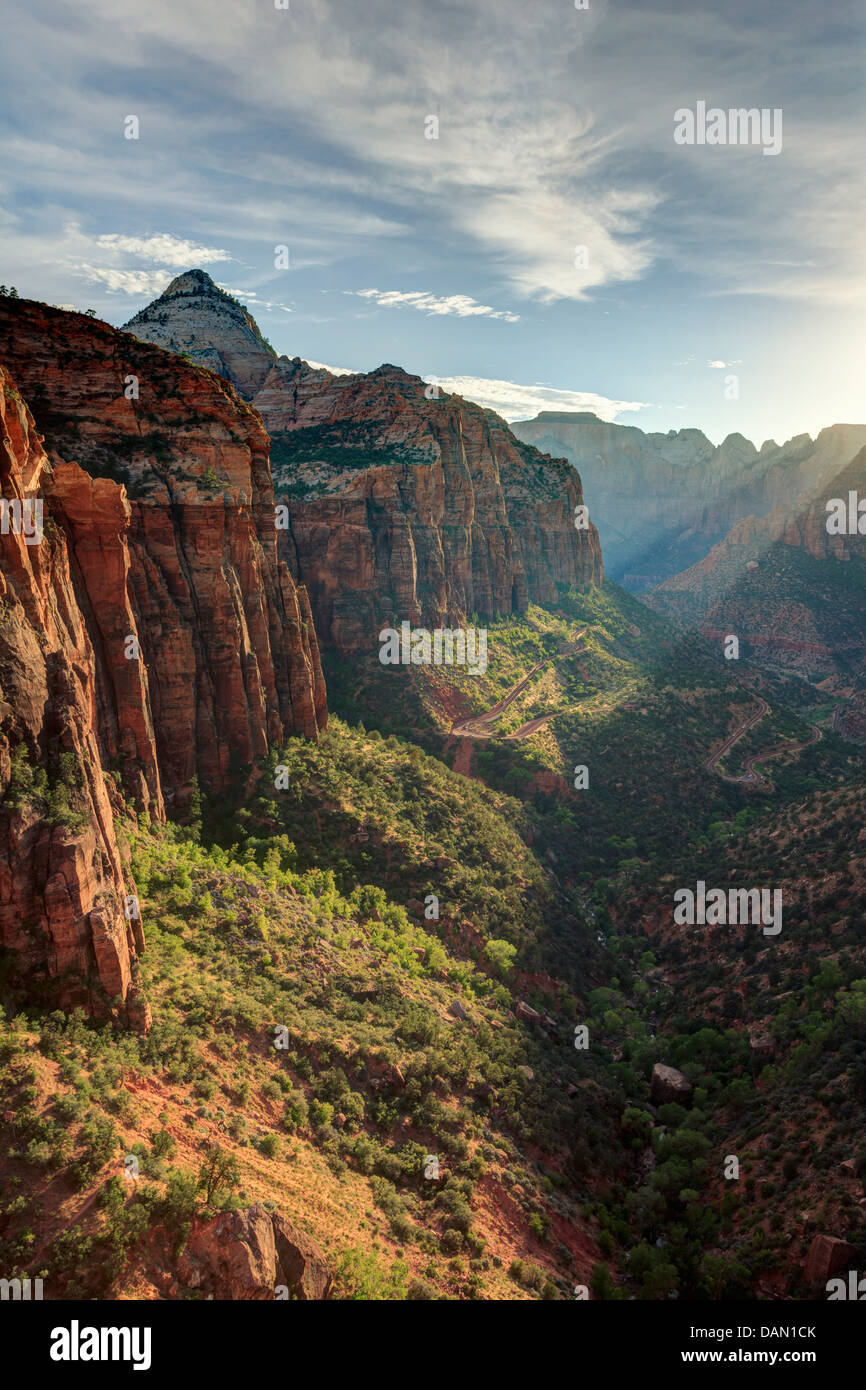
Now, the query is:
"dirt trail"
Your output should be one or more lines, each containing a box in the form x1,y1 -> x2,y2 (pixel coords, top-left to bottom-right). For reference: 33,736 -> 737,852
451,631 -> 585,742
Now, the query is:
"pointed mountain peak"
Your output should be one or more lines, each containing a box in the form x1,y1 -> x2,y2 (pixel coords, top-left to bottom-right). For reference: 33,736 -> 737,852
162,268 -> 223,298
121,269 -> 276,399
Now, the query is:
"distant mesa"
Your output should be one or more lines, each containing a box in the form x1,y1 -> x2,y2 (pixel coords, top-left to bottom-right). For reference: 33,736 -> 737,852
516,410 -> 602,424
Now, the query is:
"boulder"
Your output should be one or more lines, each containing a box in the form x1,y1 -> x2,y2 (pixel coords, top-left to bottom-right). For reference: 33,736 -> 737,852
176,1204 -> 332,1300
803,1234 -> 855,1285
650,1063 -> 693,1107
515,1000 -> 542,1026
272,1214 -> 333,1300
749,1033 -> 776,1061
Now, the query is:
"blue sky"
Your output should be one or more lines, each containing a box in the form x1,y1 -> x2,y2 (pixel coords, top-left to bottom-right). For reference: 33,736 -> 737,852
2,0 -> 864,444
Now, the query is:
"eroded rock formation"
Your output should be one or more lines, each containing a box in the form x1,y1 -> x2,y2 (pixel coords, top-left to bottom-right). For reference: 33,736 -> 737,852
123,269 -> 276,398
0,297 -> 328,1020
647,449 -> 866,696
512,410 -> 866,588
119,272 -> 603,661
261,360 -> 603,657
0,297 -> 327,818
0,367 -> 149,1027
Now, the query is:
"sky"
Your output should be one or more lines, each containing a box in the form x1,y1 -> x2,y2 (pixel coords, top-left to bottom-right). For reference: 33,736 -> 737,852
2,0 -> 865,445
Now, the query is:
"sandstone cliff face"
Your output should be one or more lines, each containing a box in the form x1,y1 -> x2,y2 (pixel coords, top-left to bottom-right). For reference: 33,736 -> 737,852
0,297 -> 329,1020
0,299 -> 326,819
122,270 -> 276,398
119,272 -> 603,661
258,361 -> 603,658
511,411 -> 866,589
0,367 -> 149,1027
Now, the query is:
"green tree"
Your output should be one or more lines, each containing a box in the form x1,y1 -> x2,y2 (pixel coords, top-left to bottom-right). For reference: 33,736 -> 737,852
485,938 -> 517,976
197,1145 -> 240,1206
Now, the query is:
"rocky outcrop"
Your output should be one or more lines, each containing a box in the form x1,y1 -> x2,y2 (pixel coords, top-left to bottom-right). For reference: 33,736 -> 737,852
511,410 -> 866,589
803,1234 -> 855,1285
650,1063 -> 693,1106
259,361 -> 603,657
0,367 -> 148,1027
175,1204 -> 332,1300
120,273 -> 603,662
0,297 -> 326,817
122,270 -> 276,398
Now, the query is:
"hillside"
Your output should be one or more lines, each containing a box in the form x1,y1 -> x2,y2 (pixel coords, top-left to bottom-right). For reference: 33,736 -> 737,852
647,450 -> 866,738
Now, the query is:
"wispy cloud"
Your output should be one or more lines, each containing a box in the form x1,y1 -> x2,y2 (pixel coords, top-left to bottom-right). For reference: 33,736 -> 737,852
294,358 -> 647,423
425,374 -> 651,424
216,284 -> 292,313
351,289 -> 519,322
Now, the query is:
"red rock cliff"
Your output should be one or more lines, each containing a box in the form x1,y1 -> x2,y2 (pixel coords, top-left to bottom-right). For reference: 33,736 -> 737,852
0,367 -> 149,1027
0,299 -> 327,820
119,272 -> 603,658
258,360 -> 603,657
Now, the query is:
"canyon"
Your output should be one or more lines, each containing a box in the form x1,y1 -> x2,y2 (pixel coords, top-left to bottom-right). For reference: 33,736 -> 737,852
0,279 -> 602,1024
647,448 -> 866,738
511,410 -> 866,590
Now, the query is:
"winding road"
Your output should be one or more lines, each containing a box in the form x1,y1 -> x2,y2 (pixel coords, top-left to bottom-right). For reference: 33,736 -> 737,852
705,697 -> 821,786
450,631 -> 586,742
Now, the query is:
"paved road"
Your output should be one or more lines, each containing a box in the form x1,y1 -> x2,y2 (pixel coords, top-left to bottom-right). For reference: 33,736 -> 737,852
704,698 -> 771,778
706,697 -> 821,785
451,630 -> 585,741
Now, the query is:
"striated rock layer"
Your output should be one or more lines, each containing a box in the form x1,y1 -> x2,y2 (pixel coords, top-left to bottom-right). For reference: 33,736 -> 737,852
262,360 -> 602,657
512,410 -> 866,589
0,367 -> 149,1027
0,297 -> 328,1020
121,272 -> 603,660
0,297 -> 327,820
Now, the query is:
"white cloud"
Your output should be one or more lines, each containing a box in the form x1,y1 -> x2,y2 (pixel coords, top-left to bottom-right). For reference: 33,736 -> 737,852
95,233 -> 231,266
303,359 -> 359,377
351,289 -> 519,322
215,284 -> 291,314
291,357 -> 648,422
707,359 -> 742,368
71,265 -> 174,296
425,374 -> 651,424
